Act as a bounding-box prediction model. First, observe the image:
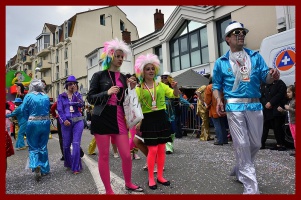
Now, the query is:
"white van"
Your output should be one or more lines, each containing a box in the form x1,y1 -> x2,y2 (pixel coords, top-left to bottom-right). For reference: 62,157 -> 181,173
259,28 -> 295,86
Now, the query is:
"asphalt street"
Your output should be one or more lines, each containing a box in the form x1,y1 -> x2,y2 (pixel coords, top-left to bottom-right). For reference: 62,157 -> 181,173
6,128 -> 296,195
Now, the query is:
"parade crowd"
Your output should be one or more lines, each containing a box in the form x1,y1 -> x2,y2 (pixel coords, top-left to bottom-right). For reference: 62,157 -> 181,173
5,21 -> 296,195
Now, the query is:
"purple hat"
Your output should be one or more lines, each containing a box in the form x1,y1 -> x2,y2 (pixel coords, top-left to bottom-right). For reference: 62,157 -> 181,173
65,75 -> 78,83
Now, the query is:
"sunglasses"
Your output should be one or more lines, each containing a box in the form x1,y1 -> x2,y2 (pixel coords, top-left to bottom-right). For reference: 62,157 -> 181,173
67,82 -> 76,86
232,29 -> 247,36
161,76 -> 168,79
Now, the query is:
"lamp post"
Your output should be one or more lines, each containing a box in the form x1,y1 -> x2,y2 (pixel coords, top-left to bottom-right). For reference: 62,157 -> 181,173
35,67 -> 41,79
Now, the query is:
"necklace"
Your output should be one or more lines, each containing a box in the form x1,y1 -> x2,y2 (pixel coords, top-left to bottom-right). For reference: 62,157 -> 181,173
108,70 -> 124,102
67,93 -> 74,112
144,81 -> 157,110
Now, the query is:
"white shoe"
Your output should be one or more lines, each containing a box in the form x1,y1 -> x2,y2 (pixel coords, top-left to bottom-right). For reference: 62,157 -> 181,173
113,153 -> 119,158
133,153 -> 141,160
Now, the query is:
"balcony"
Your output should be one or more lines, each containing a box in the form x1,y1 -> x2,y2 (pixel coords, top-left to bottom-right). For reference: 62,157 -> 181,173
56,42 -> 64,48
9,62 -> 21,70
36,43 -> 51,57
37,60 -> 51,72
23,55 -> 32,65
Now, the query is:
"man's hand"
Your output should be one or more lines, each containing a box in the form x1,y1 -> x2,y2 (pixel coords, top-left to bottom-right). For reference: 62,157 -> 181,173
269,68 -> 280,80
265,102 -> 272,109
216,98 -> 226,117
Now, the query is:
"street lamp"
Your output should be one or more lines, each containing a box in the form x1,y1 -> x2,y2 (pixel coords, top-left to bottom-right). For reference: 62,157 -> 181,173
35,67 -> 41,78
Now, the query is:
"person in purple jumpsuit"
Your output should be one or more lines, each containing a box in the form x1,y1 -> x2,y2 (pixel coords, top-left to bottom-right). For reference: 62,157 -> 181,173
57,75 -> 85,174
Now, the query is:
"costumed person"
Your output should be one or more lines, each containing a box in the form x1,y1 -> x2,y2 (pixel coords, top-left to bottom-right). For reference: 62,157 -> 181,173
87,38 -> 143,194
22,79 -> 51,181
135,53 -> 179,190
6,98 -> 28,150
5,102 -> 15,172
41,79 -> 53,139
196,85 -> 213,141
277,85 -> 296,156
5,102 -> 13,136
212,21 -> 280,194
57,75 -> 85,174
12,71 -> 27,100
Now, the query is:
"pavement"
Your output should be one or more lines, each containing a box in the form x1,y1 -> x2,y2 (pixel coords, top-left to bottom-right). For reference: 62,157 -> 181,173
6,128 -> 296,195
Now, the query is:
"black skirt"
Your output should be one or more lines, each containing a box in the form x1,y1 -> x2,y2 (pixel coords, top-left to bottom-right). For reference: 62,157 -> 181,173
140,109 -> 172,146
91,105 -> 119,135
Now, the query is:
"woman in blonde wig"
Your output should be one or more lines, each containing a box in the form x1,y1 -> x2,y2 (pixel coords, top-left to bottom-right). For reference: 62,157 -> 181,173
135,53 -> 179,190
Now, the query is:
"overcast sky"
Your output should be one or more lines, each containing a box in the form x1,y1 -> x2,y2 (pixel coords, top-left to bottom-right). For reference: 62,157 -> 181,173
6,6 -> 177,63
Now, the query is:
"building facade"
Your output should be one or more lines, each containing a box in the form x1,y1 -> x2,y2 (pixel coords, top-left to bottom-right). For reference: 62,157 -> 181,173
131,6 -> 295,86
6,6 -> 139,101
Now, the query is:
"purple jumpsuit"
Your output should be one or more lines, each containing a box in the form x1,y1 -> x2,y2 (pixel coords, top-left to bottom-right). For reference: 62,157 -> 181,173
57,91 -> 84,173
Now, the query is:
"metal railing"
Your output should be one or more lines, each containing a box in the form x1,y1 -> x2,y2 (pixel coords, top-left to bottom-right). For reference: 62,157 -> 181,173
180,103 -> 202,137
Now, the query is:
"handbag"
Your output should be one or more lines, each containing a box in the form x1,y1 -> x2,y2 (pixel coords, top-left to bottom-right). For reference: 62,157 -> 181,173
123,83 -> 144,129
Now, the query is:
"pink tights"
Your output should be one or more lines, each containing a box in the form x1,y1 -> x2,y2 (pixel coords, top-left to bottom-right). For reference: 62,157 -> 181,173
147,143 -> 168,186
94,134 -> 138,194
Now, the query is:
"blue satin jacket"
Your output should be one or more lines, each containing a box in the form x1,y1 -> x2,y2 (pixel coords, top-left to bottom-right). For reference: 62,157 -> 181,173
212,48 -> 270,112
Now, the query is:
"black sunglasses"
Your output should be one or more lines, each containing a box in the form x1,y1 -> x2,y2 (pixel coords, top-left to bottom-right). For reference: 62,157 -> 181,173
67,82 -> 76,86
161,76 -> 168,79
232,29 -> 247,36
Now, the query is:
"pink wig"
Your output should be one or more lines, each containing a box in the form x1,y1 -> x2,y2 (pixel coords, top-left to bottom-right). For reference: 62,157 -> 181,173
100,38 -> 131,70
134,53 -> 160,83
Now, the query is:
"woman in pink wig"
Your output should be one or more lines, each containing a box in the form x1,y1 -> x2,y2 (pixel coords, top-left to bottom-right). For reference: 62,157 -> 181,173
135,53 -> 179,190
87,38 -> 143,194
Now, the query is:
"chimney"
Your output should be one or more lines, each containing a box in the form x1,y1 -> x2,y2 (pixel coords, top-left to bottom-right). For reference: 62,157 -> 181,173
122,28 -> 131,44
154,9 -> 164,31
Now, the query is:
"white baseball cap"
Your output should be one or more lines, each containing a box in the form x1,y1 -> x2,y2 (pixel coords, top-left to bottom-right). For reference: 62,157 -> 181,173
162,71 -> 171,76
224,21 -> 249,39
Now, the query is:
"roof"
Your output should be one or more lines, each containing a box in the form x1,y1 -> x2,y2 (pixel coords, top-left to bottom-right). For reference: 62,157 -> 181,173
173,69 -> 209,89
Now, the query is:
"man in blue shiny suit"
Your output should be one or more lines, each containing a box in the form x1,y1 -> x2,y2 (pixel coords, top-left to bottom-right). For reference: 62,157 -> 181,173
22,79 -> 51,181
212,21 -> 280,194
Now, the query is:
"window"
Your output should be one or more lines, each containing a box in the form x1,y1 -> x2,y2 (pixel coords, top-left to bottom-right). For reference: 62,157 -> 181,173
36,35 -> 50,52
170,20 -> 208,72
100,15 -> 105,25
56,66 -> 59,80
216,16 -> 231,57
64,48 -> 68,59
56,83 -> 60,99
65,62 -> 68,77
120,20 -> 125,31
56,49 -> 59,63
89,55 -> 98,69
154,46 -> 163,75
55,31 -> 59,45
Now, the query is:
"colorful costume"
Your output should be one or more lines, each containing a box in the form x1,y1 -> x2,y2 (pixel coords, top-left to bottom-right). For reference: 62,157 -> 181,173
6,98 -> 27,149
57,76 -> 85,173
135,53 -> 178,190
87,38 -> 142,194
212,21 -> 271,195
196,85 -> 211,141
22,79 -> 51,179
